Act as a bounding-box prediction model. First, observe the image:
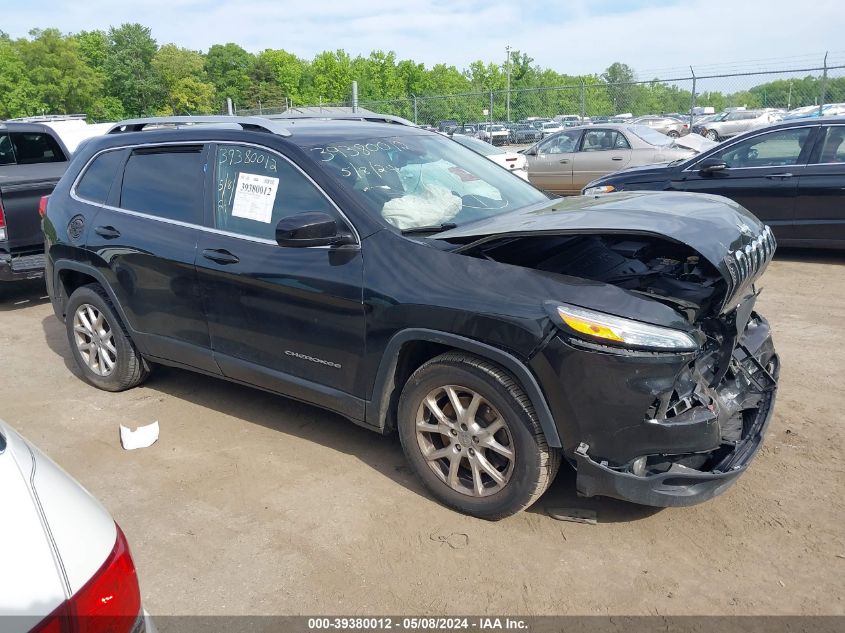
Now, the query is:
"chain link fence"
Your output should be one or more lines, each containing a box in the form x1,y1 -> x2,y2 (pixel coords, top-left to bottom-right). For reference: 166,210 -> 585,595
233,58 -> 845,134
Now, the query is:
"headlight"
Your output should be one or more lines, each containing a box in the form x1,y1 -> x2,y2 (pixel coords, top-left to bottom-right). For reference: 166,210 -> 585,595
583,185 -> 615,196
555,304 -> 698,352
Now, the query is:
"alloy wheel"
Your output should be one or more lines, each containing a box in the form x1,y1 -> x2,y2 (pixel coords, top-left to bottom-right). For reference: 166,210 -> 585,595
73,303 -> 117,377
415,385 -> 515,497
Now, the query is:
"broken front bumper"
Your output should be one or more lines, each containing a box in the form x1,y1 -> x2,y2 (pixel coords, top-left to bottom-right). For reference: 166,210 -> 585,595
532,311 -> 778,507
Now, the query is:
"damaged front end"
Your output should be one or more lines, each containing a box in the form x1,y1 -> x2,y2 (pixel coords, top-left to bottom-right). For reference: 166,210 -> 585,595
445,205 -> 779,506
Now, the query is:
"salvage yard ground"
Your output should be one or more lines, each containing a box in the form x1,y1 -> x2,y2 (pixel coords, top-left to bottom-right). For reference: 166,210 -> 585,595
1,249 -> 843,616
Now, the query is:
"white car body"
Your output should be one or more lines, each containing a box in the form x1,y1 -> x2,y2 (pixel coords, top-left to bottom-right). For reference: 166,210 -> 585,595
476,124 -> 509,145
449,134 -> 529,180
0,419 -> 155,633
540,121 -> 564,137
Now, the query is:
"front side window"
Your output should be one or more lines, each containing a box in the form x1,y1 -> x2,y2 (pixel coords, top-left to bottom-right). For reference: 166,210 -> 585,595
816,126 -> 845,163
300,133 -> 548,231
215,144 -> 339,240
120,146 -> 204,223
580,129 -> 631,152
710,127 -> 812,168
540,130 -> 581,154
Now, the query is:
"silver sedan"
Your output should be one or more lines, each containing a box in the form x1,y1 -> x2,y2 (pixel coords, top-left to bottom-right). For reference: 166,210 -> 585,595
522,124 -> 697,195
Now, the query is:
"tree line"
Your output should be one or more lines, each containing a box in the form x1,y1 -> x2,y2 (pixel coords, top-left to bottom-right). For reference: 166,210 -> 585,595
1,24 -> 842,124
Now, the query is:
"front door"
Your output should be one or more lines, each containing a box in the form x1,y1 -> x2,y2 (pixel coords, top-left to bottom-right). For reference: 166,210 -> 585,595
677,125 -> 819,242
525,129 -> 582,194
194,142 -> 366,418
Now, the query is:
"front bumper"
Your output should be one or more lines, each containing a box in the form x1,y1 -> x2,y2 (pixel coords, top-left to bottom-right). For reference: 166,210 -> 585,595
574,353 -> 777,507
532,311 -> 778,507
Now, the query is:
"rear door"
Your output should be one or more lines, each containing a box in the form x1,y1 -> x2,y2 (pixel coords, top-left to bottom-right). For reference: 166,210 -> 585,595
83,144 -> 214,372
678,125 -> 818,241
793,124 -> 845,245
571,128 -> 633,189
194,142 -> 366,417
525,129 -> 581,193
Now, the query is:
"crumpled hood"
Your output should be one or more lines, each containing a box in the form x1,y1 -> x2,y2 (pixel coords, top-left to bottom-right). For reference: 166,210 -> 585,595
439,191 -> 775,312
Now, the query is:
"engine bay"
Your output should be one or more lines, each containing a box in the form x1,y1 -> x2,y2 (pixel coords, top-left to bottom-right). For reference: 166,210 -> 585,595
466,234 -> 727,323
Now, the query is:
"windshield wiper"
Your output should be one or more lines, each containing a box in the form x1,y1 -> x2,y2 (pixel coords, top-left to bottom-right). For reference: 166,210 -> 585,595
400,222 -> 457,235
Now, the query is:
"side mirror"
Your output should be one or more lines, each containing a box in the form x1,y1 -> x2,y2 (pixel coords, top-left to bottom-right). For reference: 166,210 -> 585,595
524,147 -> 537,156
698,158 -> 727,174
275,212 -> 355,248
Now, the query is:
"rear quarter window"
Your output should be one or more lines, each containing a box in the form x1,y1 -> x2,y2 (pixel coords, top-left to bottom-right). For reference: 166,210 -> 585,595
2,132 -> 68,164
75,150 -> 125,204
119,147 -> 205,223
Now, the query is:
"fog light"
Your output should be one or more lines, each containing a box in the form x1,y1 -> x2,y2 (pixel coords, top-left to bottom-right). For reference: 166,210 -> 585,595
631,456 -> 647,477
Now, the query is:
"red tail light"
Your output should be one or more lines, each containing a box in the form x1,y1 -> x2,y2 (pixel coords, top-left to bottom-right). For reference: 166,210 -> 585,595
0,196 -> 6,242
31,524 -> 142,633
39,195 -> 50,218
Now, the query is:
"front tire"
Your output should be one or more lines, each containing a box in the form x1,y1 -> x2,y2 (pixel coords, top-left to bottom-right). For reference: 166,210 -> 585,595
397,352 -> 560,520
65,283 -> 150,392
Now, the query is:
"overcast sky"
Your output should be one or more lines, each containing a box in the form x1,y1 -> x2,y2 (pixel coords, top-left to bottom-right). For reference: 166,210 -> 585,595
3,0 -> 842,77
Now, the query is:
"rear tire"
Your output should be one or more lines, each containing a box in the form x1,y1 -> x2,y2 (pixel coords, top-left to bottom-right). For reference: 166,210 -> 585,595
705,129 -> 719,141
668,130 -> 680,138
397,352 -> 560,520
65,284 -> 150,392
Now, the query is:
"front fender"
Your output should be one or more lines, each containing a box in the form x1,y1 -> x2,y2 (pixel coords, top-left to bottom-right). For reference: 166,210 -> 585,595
365,328 -> 562,448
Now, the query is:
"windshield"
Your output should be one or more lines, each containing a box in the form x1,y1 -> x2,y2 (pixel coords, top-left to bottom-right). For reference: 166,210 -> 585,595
304,133 -> 548,231
625,124 -> 673,147
451,134 -> 505,156
543,122 -> 558,129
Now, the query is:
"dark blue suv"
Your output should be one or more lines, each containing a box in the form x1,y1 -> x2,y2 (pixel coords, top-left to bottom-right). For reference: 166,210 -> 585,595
44,116 -> 778,518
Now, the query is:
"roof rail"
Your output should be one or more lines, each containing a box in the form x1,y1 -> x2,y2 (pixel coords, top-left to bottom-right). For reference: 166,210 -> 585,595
107,116 -> 292,137
267,112 -> 417,127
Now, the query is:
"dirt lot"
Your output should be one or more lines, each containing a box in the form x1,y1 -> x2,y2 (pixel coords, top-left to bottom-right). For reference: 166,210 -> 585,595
1,249 -> 843,616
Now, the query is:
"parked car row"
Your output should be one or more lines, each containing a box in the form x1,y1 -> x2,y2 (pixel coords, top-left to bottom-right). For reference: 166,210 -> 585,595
583,116 -> 845,248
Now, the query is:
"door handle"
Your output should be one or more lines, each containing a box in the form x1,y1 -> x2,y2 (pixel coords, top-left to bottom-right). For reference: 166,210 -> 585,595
611,156 -> 624,161
94,226 -> 121,239
202,248 -> 240,265
559,159 -> 569,163
765,173 -> 793,179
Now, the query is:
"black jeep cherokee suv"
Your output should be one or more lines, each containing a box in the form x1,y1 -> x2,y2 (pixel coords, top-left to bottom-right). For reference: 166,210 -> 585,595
44,116 -> 779,519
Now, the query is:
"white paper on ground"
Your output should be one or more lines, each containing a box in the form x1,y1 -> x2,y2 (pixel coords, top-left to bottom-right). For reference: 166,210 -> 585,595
119,421 -> 160,450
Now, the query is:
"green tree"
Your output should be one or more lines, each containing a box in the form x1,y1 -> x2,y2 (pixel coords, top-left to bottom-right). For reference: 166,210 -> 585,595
205,43 -> 254,108
74,30 -> 107,72
0,34 -> 40,117
251,49 -> 304,106
104,23 -> 161,116
152,44 -> 214,114
17,28 -> 101,114
301,50 -> 353,103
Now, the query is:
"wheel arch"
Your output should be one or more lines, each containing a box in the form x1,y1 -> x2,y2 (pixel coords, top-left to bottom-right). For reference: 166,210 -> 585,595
366,328 -> 562,448
51,261 -> 135,339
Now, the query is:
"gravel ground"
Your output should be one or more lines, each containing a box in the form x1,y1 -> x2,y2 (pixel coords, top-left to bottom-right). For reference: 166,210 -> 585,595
1,248 -> 842,616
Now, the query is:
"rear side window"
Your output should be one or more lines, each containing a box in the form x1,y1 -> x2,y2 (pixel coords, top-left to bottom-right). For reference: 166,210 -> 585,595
119,147 -> 204,223
76,150 -> 124,204
0,132 -> 67,164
